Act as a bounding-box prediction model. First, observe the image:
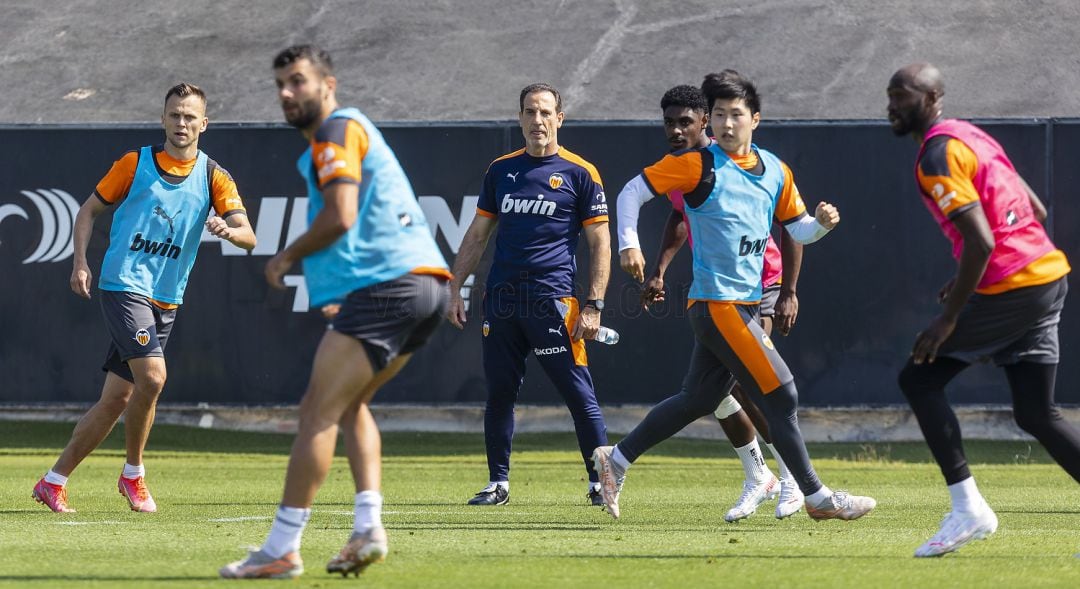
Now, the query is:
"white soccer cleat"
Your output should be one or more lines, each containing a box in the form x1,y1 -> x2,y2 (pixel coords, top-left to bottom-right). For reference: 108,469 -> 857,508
591,446 -> 624,520
220,549 -> 303,579
806,490 -> 876,521
775,477 -> 804,519
914,506 -> 998,557
326,526 -> 389,577
724,475 -> 780,523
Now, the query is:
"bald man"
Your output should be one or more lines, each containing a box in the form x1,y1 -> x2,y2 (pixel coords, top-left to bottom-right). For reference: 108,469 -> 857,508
887,63 -> 1080,558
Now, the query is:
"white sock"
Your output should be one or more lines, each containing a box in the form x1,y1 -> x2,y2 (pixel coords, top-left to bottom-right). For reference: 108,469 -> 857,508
764,442 -> 792,481
733,440 -> 770,483
588,482 -> 601,493
481,481 -> 509,492
262,506 -> 311,558
354,491 -> 383,534
806,485 -> 833,507
948,477 -> 986,513
611,445 -> 632,472
44,470 -> 68,486
122,463 -> 145,479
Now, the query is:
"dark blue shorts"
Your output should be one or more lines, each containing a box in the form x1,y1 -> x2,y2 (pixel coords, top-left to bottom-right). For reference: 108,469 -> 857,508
100,290 -> 176,383
330,274 -> 449,371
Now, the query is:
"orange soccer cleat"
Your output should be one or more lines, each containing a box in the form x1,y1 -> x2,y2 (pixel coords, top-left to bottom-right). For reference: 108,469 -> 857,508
118,474 -> 157,513
32,479 -> 75,513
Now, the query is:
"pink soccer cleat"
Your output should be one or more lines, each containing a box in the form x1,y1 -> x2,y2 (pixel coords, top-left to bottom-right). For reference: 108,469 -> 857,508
118,475 -> 157,513
32,479 -> 75,513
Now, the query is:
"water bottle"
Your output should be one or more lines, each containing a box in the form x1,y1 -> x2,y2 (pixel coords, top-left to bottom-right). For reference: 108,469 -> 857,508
594,326 -> 620,345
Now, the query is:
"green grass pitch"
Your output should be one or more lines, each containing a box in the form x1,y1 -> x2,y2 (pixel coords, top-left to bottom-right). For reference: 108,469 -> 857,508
1,420 -> 1077,588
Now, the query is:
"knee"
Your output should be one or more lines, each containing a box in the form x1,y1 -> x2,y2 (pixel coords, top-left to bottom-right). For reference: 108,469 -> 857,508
339,402 -> 373,432
897,363 -> 923,399
136,365 -> 167,395
1013,405 -> 1055,435
339,409 -> 357,430
297,403 -> 341,434
762,381 -> 798,412
714,395 -> 742,420
681,387 -> 723,418
485,388 -> 519,411
100,389 -> 132,413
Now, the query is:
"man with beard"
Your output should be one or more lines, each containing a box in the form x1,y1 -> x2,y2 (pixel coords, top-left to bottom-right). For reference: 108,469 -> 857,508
618,83 -> 806,521
887,62 -> 1079,557
32,83 -> 256,514
221,45 -> 450,579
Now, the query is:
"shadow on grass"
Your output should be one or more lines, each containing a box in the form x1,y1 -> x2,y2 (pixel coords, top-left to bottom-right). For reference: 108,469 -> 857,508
0,421 -> 1061,465
169,501 -> 279,507
394,523 -> 610,531
477,552 -> 1076,561
994,509 -> 1080,515
0,576 -> 217,582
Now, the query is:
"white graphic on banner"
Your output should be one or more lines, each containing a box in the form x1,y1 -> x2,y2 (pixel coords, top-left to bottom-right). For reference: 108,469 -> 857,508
0,189 -> 81,263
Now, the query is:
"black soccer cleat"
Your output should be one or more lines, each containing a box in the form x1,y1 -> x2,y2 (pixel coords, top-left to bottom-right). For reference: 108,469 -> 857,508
467,485 -> 509,506
587,487 -> 605,506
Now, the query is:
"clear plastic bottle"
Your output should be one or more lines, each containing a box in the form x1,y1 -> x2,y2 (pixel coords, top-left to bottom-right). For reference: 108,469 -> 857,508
594,326 -> 620,345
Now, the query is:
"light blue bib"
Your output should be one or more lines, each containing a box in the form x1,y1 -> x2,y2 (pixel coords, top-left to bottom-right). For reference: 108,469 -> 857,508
686,144 -> 785,302
297,108 -> 448,307
99,146 -> 211,304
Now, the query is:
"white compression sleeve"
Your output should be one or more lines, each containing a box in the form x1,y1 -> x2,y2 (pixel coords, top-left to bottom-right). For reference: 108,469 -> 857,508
616,174 -> 656,252
714,394 -> 743,420
784,213 -> 831,244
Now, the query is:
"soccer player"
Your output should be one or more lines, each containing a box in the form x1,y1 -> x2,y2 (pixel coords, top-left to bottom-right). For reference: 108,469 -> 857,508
617,84 -> 805,521
447,83 -> 611,507
220,45 -> 450,579
595,70 -> 876,522
887,62 -> 1080,557
31,83 -> 255,514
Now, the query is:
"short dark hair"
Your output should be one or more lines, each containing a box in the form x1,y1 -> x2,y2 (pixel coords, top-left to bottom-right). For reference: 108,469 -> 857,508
164,82 -> 206,109
701,70 -> 761,114
273,44 -> 334,77
519,83 -> 562,113
660,85 -> 707,114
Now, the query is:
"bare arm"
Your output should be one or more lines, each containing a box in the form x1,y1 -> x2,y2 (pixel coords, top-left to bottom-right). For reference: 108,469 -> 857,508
773,229 -> 804,335
265,181 -> 358,289
583,220 -> 611,302
573,220 -> 611,340
912,205 -> 994,364
1018,175 -> 1048,224
70,195 -> 110,299
205,213 -> 256,251
641,209 -> 687,308
446,213 -> 499,328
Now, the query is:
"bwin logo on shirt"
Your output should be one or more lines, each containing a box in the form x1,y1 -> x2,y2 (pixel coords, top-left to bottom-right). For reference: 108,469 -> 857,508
738,234 -> 768,256
129,233 -> 182,260
501,194 -> 556,217
0,189 -> 81,264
